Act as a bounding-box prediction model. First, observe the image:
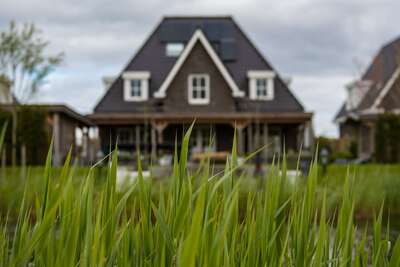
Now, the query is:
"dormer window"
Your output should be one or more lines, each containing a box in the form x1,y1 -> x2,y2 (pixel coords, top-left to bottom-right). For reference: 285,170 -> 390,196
188,74 -> 210,105
122,71 -> 150,101
130,80 -> 142,97
256,79 -> 268,98
166,43 -> 184,57
248,70 -> 275,100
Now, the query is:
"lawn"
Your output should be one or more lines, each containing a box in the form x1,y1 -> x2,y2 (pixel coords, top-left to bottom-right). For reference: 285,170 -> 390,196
1,125 -> 400,266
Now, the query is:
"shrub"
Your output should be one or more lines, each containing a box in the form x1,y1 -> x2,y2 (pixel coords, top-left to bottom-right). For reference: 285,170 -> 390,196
375,113 -> 400,163
0,105 -> 49,165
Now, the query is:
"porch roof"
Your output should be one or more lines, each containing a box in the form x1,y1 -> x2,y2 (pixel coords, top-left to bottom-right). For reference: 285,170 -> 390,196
88,112 -> 313,125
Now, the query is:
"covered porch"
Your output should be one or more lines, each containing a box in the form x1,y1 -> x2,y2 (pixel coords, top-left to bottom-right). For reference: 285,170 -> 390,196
91,112 -> 313,164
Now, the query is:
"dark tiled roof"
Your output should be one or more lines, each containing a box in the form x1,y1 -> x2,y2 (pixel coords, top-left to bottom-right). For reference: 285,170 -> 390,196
335,36 -> 400,121
0,103 -> 92,126
94,16 -> 304,114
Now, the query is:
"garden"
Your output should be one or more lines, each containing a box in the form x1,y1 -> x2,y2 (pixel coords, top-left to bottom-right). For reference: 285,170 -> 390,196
1,123 -> 400,266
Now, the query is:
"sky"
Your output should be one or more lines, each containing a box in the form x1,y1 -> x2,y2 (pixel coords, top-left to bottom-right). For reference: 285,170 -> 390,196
1,0 -> 400,137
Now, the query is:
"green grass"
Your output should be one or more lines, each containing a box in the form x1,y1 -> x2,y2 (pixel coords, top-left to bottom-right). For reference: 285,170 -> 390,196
0,123 -> 400,266
322,164 -> 400,218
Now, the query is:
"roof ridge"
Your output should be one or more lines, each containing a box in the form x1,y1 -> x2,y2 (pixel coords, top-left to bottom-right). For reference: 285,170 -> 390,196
163,15 -> 233,20
381,35 -> 400,51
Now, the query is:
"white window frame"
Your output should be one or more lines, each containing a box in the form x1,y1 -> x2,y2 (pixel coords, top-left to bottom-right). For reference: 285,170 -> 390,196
188,74 -> 210,105
122,71 -> 150,102
247,70 -> 275,100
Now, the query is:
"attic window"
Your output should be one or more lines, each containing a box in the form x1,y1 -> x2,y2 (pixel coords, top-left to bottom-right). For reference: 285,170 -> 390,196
247,70 -> 275,100
122,71 -> 150,102
166,43 -> 184,57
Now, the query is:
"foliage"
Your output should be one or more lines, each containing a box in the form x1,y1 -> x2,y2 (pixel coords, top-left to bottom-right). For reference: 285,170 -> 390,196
0,106 -> 49,165
316,136 -> 357,163
0,21 -> 63,102
375,113 -> 400,163
17,105 -> 49,164
0,124 -> 400,266
323,164 -> 400,217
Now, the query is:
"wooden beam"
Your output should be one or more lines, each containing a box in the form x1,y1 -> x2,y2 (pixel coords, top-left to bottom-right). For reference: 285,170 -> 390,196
152,121 -> 168,144
53,113 -> 61,166
233,121 -> 247,155
135,125 -> 140,153
263,124 -> 269,161
247,123 -> 253,154
255,122 -> 260,150
151,126 -> 157,159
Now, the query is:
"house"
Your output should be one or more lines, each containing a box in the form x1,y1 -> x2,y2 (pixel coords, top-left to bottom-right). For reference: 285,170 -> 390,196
0,77 -> 94,165
335,36 -> 400,159
39,104 -> 94,165
90,16 -> 313,162
0,103 -> 94,166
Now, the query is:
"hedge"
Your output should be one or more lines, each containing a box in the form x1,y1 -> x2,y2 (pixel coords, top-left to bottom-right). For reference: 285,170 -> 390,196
0,105 -> 49,165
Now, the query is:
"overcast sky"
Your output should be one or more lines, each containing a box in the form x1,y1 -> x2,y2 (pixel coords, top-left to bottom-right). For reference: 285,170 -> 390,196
1,0 -> 400,137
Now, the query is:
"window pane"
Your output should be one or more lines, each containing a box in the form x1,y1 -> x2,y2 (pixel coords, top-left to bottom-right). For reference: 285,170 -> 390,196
131,79 -> 142,97
256,78 -> 267,97
193,77 -> 198,87
193,89 -> 198,99
200,89 -> 206,99
166,43 -> 184,57
131,79 -> 141,88
200,77 -> 206,87
257,79 -> 266,87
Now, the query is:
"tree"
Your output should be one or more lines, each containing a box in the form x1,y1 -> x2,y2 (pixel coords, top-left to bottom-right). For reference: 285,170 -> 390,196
0,21 -> 63,165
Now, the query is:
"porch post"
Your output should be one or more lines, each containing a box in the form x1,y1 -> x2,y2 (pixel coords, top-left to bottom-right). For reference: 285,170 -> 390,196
53,113 -> 61,166
247,123 -> 253,153
153,122 -> 168,144
82,127 -> 89,163
304,121 -> 311,150
367,122 -> 375,157
255,122 -> 260,150
135,125 -> 141,153
236,123 -> 246,155
151,126 -> 157,159
263,124 -> 269,161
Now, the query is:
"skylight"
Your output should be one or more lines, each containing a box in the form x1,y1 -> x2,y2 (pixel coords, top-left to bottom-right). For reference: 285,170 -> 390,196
166,43 -> 184,57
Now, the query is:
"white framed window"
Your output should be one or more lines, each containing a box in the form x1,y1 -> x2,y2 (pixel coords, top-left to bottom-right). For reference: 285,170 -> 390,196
166,43 -> 184,57
188,74 -> 210,105
122,71 -> 150,101
247,70 -> 275,100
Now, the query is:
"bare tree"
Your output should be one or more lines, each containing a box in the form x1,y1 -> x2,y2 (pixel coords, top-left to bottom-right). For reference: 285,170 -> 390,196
0,21 -> 63,165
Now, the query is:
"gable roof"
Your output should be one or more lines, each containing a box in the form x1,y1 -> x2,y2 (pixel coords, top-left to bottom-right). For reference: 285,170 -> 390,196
335,36 -> 400,122
94,16 -> 305,114
154,29 -> 244,98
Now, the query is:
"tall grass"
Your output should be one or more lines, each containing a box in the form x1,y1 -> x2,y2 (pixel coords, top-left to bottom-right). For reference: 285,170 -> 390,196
0,123 -> 400,266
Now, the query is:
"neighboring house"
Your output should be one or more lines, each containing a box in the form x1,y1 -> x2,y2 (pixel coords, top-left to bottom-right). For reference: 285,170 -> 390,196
335,36 -> 400,159
40,104 -> 94,165
1,76 -> 94,165
90,16 -> 313,161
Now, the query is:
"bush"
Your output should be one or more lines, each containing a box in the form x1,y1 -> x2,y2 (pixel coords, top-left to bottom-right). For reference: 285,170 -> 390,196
0,105 -> 49,165
375,113 -> 400,163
